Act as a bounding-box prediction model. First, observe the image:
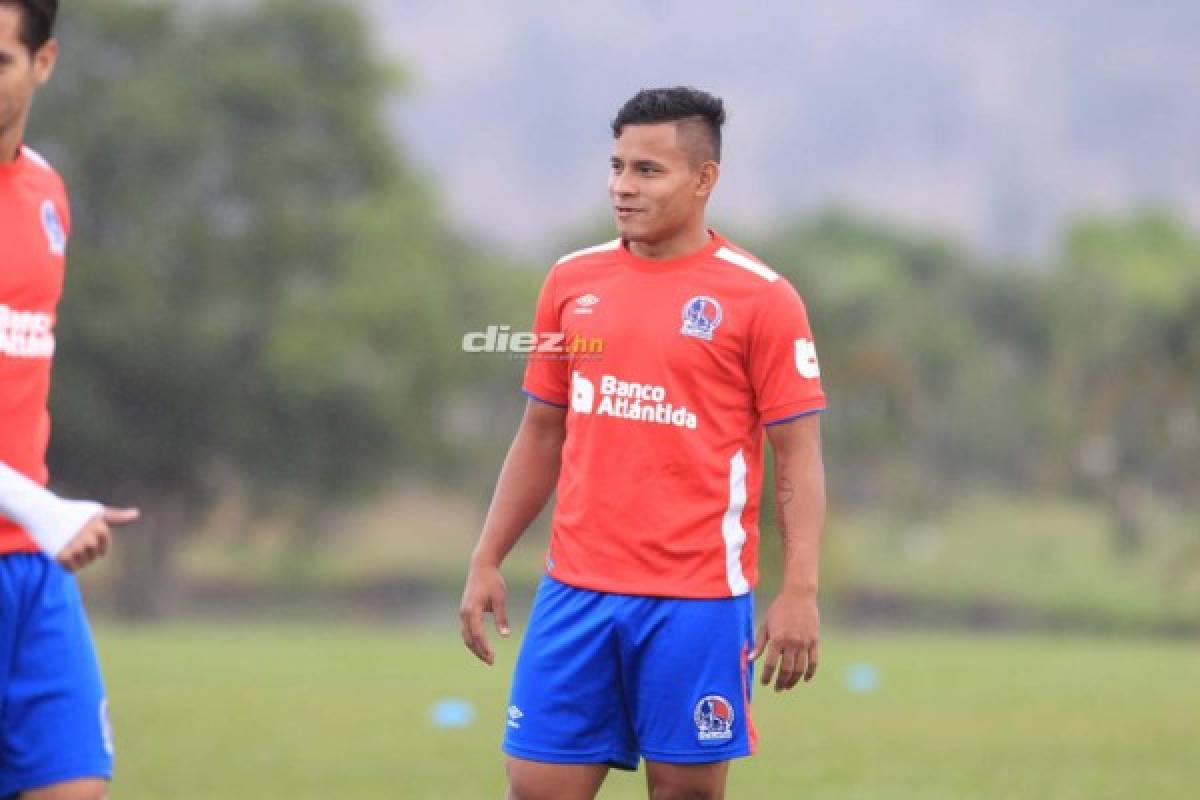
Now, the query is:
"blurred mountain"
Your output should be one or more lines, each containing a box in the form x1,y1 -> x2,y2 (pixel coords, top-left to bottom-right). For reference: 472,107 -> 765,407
357,0 -> 1200,258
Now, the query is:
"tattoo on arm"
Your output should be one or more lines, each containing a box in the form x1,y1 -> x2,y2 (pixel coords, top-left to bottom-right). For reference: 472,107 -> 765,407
776,477 -> 797,544
776,477 -> 795,507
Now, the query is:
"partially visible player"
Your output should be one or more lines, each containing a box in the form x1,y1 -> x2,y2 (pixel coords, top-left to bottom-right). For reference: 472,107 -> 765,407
461,86 -> 827,799
2,2 -> 139,798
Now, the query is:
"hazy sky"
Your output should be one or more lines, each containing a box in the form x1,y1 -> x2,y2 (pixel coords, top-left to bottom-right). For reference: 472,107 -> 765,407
359,0 -> 1200,259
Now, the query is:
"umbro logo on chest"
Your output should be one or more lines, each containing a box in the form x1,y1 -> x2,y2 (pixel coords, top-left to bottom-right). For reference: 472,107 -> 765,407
572,294 -> 600,314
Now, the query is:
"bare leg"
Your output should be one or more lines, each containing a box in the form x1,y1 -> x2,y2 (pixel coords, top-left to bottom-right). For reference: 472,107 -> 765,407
644,760 -> 730,800
20,779 -> 109,800
506,757 -> 610,800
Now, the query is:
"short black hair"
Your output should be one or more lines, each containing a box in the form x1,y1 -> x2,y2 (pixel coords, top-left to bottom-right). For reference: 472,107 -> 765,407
1,0 -> 57,53
611,86 -> 726,164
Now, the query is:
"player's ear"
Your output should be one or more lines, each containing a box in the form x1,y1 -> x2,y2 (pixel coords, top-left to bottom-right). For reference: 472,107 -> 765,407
32,39 -> 58,86
694,160 -> 720,198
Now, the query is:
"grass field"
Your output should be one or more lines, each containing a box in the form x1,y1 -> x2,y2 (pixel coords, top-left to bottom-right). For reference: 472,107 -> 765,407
162,490 -> 1200,635
97,625 -> 1198,799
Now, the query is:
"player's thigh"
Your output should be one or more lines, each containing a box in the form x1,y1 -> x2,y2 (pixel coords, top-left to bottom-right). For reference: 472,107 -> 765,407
20,778 -> 109,800
506,757 -> 608,800
644,760 -> 730,800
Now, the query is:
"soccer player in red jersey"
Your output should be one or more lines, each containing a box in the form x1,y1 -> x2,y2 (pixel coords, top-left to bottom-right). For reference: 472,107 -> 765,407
461,87 -> 827,799
2,2 -> 138,798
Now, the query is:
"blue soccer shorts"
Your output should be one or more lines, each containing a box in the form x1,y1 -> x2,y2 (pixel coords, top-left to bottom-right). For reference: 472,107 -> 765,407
503,575 -> 756,770
0,553 -> 113,798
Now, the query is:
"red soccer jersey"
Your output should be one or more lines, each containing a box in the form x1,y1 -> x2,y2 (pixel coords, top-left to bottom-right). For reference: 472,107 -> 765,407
522,231 -> 826,598
0,146 -> 71,554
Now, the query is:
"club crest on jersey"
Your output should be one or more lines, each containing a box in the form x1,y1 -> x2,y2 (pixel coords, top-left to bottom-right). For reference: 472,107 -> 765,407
40,200 -> 66,256
680,296 -> 722,341
694,694 -> 735,742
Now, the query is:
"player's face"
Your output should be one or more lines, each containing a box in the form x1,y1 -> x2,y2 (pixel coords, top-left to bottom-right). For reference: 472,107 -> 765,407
0,7 -> 57,157
609,123 -> 714,245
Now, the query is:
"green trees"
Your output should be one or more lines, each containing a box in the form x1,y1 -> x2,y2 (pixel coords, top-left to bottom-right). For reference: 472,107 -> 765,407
757,211 -> 1199,554
23,1 -> 1195,614
1053,213 -> 1200,552
32,0 -> 527,614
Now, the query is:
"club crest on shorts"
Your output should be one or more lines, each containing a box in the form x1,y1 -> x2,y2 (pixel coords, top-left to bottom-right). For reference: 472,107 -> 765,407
41,199 -> 67,256
693,694 -> 735,742
681,296 -> 722,341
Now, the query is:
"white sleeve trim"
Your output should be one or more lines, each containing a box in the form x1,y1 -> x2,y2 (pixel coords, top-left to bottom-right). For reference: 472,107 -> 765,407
21,145 -> 53,171
555,238 -> 621,265
0,461 -> 102,556
714,246 -> 780,282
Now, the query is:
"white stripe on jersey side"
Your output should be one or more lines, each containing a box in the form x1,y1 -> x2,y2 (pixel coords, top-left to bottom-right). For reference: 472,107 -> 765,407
722,449 -> 751,596
555,238 -> 620,265
714,246 -> 779,282
21,146 -> 52,171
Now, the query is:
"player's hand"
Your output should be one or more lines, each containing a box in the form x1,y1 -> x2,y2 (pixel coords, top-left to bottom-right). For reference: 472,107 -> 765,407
56,507 -> 140,573
750,589 -> 820,692
459,562 -> 511,666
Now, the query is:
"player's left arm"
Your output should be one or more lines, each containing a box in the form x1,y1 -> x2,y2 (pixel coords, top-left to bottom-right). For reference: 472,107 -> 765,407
751,409 -> 826,692
745,275 -> 827,691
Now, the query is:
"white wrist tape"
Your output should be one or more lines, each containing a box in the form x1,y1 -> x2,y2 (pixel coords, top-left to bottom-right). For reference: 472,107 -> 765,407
0,461 -> 103,557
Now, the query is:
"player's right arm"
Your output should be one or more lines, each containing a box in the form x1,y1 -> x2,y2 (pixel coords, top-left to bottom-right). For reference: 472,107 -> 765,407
460,398 -> 566,665
0,460 -> 140,571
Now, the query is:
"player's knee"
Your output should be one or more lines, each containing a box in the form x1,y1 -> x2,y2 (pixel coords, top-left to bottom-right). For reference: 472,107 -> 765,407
648,780 -> 722,800
650,789 -> 721,800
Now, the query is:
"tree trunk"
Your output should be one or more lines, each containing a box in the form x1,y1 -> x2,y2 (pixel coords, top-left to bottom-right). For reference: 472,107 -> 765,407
113,499 -> 186,620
